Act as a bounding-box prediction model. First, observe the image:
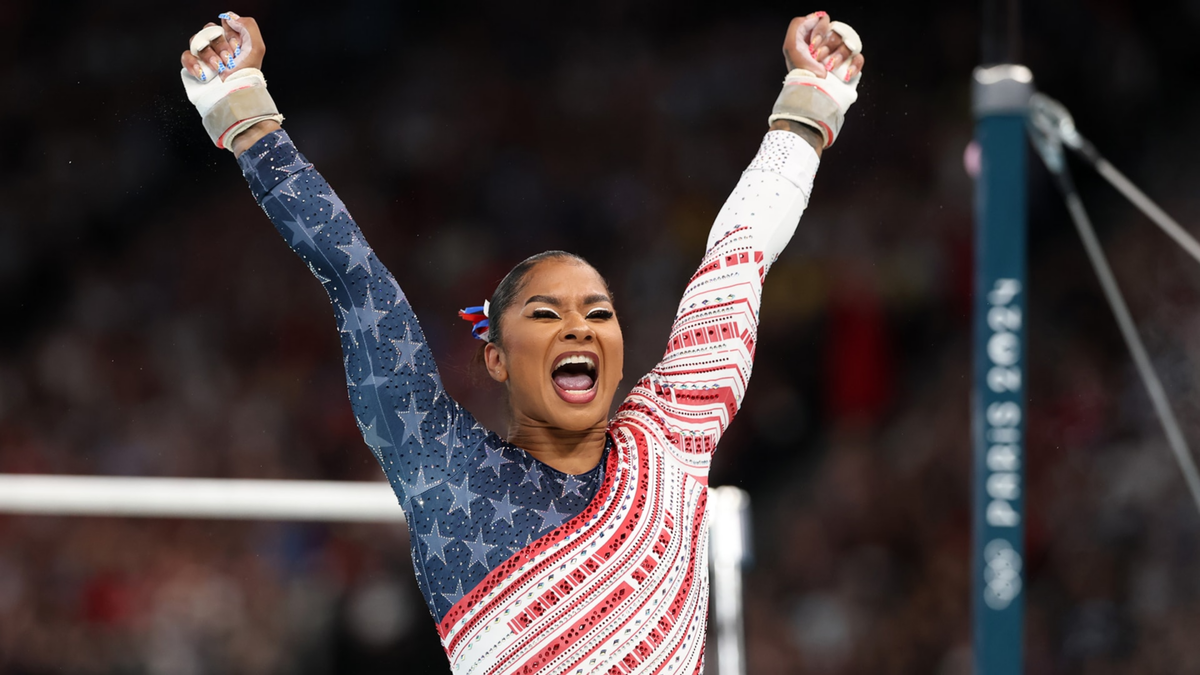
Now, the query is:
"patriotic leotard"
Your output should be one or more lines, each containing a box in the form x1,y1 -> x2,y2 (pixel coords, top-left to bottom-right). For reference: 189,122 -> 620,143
239,129 -> 818,674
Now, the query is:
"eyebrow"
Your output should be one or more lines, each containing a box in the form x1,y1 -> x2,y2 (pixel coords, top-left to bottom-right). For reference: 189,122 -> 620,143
523,293 -> 613,307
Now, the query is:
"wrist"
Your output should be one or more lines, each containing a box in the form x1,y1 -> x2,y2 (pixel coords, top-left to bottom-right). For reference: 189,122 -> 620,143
769,119 -> 824,157
231,120 -> 282,157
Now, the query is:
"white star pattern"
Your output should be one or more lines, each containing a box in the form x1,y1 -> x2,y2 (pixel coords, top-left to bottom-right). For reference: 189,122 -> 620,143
440,579 -> 465,607
418,520 -> 454,564
388,276 -> 405,305
396,396 -> 428,447
279,213 -> 310,246
277,154 -> 311,175
336,232 -> 373,275
356,416 -> 392,462
398,464 -> 442,498
353,293 -> 389,342
446,475 -> 479,519
489,491 -> 524,527
317,191 -> 352,221
391,326 -> 423,373
277,174 -> 302,200
560,474 -> 587,499
463,530 -> 496,570
479,444 -> 513,476
337,305 -> 360,348
305,261 -> 332,286
534,502 -> 569,533
520,462 -> 545,490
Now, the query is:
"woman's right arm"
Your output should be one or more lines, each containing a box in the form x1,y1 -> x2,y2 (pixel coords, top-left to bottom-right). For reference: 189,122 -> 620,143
181,15 -> 476,503
239,127 -> 476,502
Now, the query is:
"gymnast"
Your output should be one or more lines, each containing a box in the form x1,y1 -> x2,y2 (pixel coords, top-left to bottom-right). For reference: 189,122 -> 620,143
178,10 -> 865,672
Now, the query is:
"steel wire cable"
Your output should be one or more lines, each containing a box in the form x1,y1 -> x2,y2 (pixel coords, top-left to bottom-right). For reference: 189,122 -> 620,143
1028,96 -> 1200,517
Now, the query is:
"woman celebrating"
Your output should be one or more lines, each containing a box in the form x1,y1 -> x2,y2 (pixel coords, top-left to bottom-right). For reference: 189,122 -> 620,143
180,10 -> 864,673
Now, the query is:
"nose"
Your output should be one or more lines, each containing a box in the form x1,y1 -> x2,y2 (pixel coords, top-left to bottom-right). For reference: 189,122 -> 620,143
560,312 -> 594,342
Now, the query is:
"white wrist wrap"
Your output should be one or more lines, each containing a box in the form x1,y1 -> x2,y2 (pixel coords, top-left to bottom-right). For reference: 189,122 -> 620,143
768,21 -> 863,148
180,24 -> 282,151
181,68 -> 283,150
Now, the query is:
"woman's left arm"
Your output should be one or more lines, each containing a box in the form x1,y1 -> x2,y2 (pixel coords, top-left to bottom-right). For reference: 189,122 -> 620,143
615,12 -> 864,482
615,127 -> 820,481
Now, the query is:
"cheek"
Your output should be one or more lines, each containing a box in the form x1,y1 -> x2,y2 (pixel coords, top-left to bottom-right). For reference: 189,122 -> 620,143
604,328 -> 625,380
500,334 -> 547,393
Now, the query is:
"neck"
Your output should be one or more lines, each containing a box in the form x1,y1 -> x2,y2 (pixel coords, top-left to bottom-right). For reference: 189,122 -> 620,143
506,420 -> 608,475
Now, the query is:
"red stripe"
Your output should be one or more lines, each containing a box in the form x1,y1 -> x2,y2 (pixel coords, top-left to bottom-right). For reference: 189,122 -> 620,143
510,582 -> 635,674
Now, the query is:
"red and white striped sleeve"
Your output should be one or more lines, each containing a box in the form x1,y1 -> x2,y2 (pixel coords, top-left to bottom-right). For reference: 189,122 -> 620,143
616,130 -> 820,482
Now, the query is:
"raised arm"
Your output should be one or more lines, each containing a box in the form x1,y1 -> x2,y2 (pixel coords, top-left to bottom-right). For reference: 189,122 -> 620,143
179,14 -> 480,506
616,13 -> 865,482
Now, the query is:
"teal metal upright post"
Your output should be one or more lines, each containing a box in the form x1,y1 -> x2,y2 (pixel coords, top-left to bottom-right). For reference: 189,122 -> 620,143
971,64 -> 1032,675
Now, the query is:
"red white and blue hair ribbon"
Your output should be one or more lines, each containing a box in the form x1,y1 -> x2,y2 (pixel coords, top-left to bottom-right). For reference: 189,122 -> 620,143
457,300 -> 490,341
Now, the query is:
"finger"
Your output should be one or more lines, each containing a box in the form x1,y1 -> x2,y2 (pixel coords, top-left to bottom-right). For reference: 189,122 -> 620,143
845,53 -> 865,81
219,12 -> 262,68
783,15 -> 827,77
814,30 -> 844,63
195,44 -> 225,76
782,17 -> 804,69
199,21 -> 235,72
808,12 -> 831,49
180,50 -> 208,81
221,20 -> 242,59
826,44 -> 853,74
190,23 -> 232,75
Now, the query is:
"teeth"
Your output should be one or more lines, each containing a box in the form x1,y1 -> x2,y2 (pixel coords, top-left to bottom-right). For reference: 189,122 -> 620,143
557,354 -> 596,370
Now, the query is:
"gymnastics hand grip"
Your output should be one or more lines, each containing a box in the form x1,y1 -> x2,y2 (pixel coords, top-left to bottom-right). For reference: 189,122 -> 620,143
768,20 -> 863,148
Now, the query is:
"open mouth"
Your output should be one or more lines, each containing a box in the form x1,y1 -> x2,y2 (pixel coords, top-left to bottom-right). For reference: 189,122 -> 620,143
551,352 -> 599,404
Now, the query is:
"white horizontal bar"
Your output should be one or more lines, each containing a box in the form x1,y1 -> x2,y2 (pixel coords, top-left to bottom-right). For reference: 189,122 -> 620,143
0,474 -> 406,522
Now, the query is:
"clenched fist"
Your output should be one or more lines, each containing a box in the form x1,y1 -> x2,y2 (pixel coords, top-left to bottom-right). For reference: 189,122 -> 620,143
179,11 -> 265,83
769,11 -> 866,150
179,12 -> 281,154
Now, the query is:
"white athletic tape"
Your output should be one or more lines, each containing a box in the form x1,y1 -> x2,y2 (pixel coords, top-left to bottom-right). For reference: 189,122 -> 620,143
189,25 -> 226,55
828,21 -> 861,58
180,66 -> 282,149
768,66 -> 861,147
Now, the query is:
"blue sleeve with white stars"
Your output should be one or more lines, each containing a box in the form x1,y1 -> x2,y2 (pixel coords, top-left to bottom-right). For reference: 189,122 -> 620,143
238,130 -> 610,626
237,129 -> 483,503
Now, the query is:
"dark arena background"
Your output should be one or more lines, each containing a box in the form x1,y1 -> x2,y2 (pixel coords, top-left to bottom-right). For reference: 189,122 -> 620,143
4,1 -> 1200,673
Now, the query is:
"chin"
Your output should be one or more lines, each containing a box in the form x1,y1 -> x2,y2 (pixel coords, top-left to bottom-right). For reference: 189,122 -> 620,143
544,396 -> 610,432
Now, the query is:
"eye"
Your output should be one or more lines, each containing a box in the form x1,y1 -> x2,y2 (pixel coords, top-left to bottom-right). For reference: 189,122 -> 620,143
531,308 -> 560,319
587,308 -> 614,320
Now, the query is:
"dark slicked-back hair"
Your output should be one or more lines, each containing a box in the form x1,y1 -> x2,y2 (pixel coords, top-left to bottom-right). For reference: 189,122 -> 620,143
486,250 -> 611,347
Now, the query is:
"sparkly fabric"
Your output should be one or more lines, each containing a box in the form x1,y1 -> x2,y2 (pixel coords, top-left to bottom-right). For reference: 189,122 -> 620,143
239,129 -> 819,674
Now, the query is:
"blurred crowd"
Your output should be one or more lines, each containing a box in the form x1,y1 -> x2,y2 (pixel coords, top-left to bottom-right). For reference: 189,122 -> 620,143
4,1 -> 1200,673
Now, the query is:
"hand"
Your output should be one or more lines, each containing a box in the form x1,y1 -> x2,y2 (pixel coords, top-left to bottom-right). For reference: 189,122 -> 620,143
179,12 -> 265,83
782,11 -> 865,81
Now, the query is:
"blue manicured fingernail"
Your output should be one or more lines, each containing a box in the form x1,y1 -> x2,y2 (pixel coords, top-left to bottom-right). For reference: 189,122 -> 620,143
200,71 -> 207,81
217,62 -> 226,74
234,44 -> 241,57
227,55 -> 235,68
218,12 -> 232,19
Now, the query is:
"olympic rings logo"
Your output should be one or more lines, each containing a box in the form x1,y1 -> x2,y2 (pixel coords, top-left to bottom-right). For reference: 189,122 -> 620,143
982,538 -> 1022,610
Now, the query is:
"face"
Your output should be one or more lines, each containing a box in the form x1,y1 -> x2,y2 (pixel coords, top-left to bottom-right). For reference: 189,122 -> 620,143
483,260 -> 624,432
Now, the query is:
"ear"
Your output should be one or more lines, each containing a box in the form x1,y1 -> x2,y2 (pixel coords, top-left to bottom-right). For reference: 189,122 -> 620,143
483,342 -> 508,383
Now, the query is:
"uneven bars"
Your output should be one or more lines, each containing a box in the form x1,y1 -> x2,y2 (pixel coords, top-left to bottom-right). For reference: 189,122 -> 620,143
0,474 -> 406,522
